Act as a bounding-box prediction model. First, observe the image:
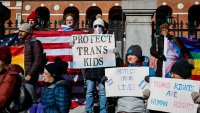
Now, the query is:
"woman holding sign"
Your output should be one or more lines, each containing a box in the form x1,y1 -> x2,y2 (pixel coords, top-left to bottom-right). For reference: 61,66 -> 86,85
116,45 -> 147,113
143,61 -> 195,113
58,13 -> 75,31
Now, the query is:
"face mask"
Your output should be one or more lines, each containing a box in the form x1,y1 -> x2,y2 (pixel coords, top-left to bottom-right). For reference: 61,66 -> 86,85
94,26 -> 103,34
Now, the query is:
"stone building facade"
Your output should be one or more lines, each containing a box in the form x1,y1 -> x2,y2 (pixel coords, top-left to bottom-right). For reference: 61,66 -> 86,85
2,0 -> 123,28
2,0 -> 200,36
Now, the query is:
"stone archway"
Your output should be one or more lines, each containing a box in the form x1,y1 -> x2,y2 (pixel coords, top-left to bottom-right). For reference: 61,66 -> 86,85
86,6 -> 102,28
108,6 -> 125,28
35,7 -> 50,28
188,5 -> 200,33
63,6 -> 79,28
109,6 -> 123,22
155,5 -> 172,33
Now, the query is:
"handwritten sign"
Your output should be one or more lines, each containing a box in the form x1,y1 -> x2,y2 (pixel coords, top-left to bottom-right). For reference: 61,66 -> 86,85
105,67 -> 149,97
147,77 -> 200,113
72,34 -> 116,68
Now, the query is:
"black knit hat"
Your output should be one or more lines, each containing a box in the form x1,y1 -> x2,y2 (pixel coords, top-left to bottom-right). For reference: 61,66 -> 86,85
171,61 -> 194,79
127,45 -> 142,58
45,61 -> 68,80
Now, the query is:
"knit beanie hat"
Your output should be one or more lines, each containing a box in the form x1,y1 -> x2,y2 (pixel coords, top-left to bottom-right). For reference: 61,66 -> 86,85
93,18 -> 105,27
127,45 -> 142,58
19,23 -> 33,34
27,11 -> 36,21
0,46 -> 11,64
171,61 -> 194,79
45,61 -> 68,81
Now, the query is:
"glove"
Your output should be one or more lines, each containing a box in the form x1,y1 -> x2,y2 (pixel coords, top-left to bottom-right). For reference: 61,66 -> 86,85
191,92 -> 200,104
101,76 -> 108,84
144,76 -> 150,83
113,47 -> 119,54
69,40 -> 74,47
158,54 -> 166,61
143,89 -> 151,99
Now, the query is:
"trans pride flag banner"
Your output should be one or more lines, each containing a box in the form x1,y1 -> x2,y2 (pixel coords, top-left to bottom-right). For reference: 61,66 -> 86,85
163,38 -> 182,78
180,37 -> 200,80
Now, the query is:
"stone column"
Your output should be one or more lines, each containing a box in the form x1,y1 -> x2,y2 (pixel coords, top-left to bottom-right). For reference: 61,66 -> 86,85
122,0 -> 157,57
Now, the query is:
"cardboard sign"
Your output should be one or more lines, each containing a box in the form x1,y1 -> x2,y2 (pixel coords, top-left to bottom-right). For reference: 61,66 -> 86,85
72,34 -> 116,68
147,77 -> 200,113
105,67 -> 149,97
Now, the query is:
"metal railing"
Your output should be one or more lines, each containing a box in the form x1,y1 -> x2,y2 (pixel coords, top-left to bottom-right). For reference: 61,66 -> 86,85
152,20 -> 200,39
5,19 -> 125,41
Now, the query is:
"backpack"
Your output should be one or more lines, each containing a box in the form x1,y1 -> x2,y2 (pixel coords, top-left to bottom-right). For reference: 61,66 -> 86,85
29,40 -> 48,73
0,69 -> 33,112
5,81 -> 34,112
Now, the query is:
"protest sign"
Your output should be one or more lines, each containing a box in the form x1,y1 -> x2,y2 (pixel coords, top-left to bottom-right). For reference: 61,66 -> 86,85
147,77 -> 200,113
105,67 -> 149,97
72,34 -> 116,68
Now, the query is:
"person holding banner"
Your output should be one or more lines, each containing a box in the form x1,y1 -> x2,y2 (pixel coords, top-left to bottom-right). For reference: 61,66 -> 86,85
16,23 -> 44,86
84,17 -> 107,113
117,45 -> 147,113
58,13 -> 75,31
150,23 -> 192,78
143,60 -> 195,113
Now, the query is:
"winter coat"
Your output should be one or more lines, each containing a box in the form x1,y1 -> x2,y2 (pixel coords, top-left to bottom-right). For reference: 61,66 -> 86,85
24,39 -> 43,85
117,64 -> 146,113
0,68 -> 20,108
150,34 -> 192,77
84,67 -> 105,80
40,81 -> 71,113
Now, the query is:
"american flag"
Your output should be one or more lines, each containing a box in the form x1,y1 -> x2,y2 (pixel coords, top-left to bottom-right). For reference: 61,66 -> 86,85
33,31 -> 87,108
0,33 -> 18,47
1,31 -> 87,108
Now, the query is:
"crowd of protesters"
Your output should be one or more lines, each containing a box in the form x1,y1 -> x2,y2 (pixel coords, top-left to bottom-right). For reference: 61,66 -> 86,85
0,11 -> 199,113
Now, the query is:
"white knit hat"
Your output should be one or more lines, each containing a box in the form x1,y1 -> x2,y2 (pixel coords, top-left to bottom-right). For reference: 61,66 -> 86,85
19,23 -> 33,34
93,18 -> 105,27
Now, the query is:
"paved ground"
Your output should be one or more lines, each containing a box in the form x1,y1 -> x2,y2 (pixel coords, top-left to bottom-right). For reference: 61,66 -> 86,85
69,100 -> 117,113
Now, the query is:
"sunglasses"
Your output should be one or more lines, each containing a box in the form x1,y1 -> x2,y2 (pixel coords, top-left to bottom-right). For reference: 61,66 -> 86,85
94,25 -> 103,28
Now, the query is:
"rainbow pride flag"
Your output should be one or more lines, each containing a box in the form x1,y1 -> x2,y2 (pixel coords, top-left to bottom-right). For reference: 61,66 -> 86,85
10,46 -> 25,70
180,37 -> 200,80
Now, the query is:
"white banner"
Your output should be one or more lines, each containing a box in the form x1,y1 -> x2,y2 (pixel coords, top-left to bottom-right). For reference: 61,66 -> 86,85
72,34 -> 116,68
147,77 -> 200,113
105,67 -> 149,97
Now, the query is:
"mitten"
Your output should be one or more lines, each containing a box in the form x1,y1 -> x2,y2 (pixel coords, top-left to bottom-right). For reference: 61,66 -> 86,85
69,40 -> 74,47
191,92 -> 200,104
113,48 -> 119,54
101,76 -> 108,84
158,54 -> 166,61
144,76 -> 150,83
143,89 -> 151,99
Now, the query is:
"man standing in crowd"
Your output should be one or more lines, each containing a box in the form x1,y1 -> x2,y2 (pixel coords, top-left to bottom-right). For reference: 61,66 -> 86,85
150,23 -> 192,78
27,11 -> 43,30
16,23 -> 44,86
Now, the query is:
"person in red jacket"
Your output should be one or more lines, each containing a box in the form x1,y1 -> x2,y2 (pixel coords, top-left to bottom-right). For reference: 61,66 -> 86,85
0,46 -> 21,112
